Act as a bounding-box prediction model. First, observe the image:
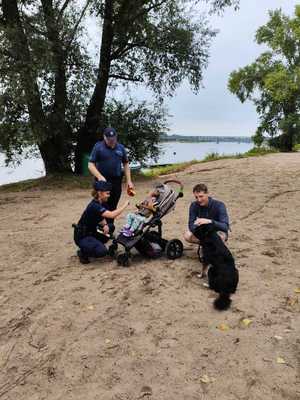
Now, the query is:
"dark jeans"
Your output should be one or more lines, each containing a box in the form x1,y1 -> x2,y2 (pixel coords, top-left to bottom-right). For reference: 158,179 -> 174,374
78,236 -> 108,258
74,224 -> 115,258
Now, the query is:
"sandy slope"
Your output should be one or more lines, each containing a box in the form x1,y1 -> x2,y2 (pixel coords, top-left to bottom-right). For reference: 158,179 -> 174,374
0,152 -> 299,400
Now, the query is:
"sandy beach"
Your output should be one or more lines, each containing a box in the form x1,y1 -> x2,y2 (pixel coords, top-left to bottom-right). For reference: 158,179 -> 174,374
0,152 -> 299,400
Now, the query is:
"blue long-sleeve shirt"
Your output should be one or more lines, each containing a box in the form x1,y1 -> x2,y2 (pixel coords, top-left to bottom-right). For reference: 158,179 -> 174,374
188,197 -> 229,233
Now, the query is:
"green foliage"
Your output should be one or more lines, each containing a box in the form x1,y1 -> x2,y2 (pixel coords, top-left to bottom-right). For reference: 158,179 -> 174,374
203,147 -> 278,162
293,143 -> 300,151
103,99 -> 168,163
0,1 -> 94,169
0,0 -> 239,174
105,0 -> 222,99
228,7 -> 300,151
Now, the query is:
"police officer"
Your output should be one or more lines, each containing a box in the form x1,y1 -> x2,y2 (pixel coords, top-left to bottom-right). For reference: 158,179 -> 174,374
88,127 -> 134,223
74,181 -> 129,264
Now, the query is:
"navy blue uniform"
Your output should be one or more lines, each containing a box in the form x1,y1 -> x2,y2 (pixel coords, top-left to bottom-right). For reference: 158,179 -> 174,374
188,197 -> 229,234
89,141 -> 128,219
74,199 -> 111,258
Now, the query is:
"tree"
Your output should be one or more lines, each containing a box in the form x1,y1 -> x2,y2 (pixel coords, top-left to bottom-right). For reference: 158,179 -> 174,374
103,99 -> 167,164
0,0 -> 239,175
74,0 -> 240,172
0,0 -> 94,172
228,6 -> 300,151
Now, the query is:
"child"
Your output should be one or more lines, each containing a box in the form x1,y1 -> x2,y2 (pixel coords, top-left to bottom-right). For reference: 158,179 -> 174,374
120,185 -> 162,237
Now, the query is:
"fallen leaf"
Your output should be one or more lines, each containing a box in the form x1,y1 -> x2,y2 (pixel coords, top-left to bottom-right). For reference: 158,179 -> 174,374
105,339 -> 111,344
276,357 -> 286,364
241,318 -> 252,327
294,288 -> 300,294
87,305 -> 94,310
274,335 -> 283,341
217,323 -> 230,331
200,374 -> 211,384
286,296 -> 299,307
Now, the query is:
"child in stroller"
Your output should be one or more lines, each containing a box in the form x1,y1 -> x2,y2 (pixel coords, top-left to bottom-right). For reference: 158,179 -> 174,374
120,184 -> 163,237
110,180 -> 184,267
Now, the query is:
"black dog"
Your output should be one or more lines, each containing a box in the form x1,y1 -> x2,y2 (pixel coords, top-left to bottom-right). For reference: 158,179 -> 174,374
194,224 -> 239,310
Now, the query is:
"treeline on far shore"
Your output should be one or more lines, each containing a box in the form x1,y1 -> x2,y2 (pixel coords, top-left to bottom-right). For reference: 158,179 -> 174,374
160,134 -> 252,143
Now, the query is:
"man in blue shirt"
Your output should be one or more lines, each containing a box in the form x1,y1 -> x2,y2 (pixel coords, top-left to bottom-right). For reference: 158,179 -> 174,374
184,183 -> 229,277
184,183 -> 229,244
88,127 -> 134,222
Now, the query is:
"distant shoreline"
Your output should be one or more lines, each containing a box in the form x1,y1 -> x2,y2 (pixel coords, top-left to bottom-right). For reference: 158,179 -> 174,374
160,135 -> 252,143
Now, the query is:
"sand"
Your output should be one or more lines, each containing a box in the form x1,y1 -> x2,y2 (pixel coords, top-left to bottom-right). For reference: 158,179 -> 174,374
0,152 -> 299,400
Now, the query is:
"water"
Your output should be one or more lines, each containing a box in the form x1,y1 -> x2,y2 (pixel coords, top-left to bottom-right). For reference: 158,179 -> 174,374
0,141 -> 253,185
155,141 -> 252,165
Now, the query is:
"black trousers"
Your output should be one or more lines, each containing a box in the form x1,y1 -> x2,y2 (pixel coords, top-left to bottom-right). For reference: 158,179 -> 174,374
105,176 -> 123,224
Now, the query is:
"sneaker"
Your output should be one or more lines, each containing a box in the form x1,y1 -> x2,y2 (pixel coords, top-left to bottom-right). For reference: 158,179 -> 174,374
120,226 -> 128,234
77,250 -> 90,264
122,228 -> 134,237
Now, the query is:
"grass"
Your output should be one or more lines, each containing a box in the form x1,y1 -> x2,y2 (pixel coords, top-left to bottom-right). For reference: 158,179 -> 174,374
144,146 -> 279,178
142,160 -> 199,178
293,143 -> 300,151
0,146 -> 281,192
202,146 -> 279,162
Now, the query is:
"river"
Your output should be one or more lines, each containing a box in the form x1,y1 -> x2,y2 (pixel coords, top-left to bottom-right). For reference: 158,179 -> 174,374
0,141 -> 253,185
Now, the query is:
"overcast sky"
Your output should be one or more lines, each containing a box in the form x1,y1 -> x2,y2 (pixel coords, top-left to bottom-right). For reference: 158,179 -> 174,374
163,0 -> 296,137
87,0 -> 296,137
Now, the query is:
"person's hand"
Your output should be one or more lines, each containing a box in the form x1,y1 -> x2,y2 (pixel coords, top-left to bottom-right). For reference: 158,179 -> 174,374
97,176 -> 106,181
195,218 -> 212,226
127,181 -> 134,190
103,224 -> 110,235
127,185 -> 136,197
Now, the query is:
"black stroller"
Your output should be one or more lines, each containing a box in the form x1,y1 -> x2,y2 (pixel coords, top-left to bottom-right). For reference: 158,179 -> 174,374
109,180 -> 184,267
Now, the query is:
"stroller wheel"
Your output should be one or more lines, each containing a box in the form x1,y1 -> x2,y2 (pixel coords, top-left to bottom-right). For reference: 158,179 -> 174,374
117,253 -> 130,267
166,239 -> 183,260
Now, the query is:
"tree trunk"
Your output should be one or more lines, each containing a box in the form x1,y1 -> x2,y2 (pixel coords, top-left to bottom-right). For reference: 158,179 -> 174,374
281,107 -> 296,151
74,0 -> 114,174
2,0 -> 73,175
280,130 -> 294,151
40,0 -> 73,173
39,124 -> 73,174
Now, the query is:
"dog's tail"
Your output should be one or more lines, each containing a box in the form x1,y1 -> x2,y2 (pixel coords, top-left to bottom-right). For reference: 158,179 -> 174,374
214,293 -> 231,311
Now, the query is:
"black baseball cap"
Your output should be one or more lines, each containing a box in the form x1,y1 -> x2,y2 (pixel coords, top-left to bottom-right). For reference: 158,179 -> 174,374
94,181 -> 112,192
103,127 -> 117,138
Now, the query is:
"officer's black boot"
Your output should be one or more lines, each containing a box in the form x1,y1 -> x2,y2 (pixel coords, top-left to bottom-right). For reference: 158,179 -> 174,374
77,250 -> 90,264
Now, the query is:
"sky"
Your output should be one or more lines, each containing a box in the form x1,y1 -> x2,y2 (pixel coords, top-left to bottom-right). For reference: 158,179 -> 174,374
86,0 -> 296,137
163,0 -> 296,137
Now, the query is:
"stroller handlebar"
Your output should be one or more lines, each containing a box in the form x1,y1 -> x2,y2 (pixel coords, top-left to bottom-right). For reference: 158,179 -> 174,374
163,179 -> 184,194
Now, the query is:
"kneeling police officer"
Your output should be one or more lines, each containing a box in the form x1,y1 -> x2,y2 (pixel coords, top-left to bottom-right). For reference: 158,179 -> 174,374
74,181 -> 129,264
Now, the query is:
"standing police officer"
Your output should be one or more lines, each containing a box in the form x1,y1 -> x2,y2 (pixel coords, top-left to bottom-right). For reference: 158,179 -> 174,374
88,127 -> 134,223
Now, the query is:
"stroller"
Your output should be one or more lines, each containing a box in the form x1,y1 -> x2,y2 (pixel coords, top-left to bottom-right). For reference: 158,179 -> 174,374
109,179 -> 184,267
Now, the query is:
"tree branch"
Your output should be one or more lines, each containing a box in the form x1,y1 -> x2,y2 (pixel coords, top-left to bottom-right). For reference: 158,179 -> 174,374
58,0 -> 72,19
109,73 -> 143,82
65,0 -> 92,52
130,0 -> 169,24
110,40 -> 147,60
111,1 -> 168,61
